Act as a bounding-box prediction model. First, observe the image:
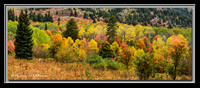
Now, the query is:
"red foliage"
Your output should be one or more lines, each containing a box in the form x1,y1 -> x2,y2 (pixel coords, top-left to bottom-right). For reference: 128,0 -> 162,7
115,35 -> 122,46
153,35 -> 159,41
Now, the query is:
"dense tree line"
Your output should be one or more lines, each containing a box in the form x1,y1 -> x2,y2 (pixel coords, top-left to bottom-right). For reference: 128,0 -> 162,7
8,8 -> 18,21
29,10 -> 53,23
81,8 -> 192,28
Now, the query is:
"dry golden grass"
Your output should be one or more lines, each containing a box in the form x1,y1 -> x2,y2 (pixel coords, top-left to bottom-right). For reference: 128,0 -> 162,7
8,55 -> 192,80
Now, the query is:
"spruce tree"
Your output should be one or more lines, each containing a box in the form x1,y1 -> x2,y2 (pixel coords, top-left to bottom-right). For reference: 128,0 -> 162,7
14,9 -> 33,60
70,9 -> 73,17
62,18 -> 79,41
83,12 -> 87,19
58,17 -> 60,26
93,18 -> 96,23
45,22 -> 48,30
106,15 -> 118,44
98,41 -> 115,58
74,10 -> 78,17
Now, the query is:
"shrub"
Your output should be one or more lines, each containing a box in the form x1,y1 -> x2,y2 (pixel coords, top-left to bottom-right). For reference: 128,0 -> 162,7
8,40 -> 15,54
45,30 -> 52,36
85,53 -> 122,70
33,44 -> 49,58
133,53 -> 157,80
55,46 -> 78,63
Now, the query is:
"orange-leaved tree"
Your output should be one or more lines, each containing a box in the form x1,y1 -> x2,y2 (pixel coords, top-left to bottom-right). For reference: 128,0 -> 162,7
166,34 -> 189,80
120,42 -> 134,70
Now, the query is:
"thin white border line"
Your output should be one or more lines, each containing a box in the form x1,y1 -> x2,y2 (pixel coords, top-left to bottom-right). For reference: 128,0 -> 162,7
4,4 -> 195,83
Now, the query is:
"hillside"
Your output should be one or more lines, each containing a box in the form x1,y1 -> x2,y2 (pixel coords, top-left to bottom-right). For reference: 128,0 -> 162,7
8,8 -> 192,28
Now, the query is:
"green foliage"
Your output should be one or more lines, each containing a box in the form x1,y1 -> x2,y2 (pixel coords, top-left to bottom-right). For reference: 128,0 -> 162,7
106,15 -> 118,44
32,22 -> 58,31
98,41 -> 115,59
14,9 -> 33,60
133,53 -> 157,80
8,21 -> 18,37
85,53 -> 122,70
62,18 -> 79,41
31,25 -> 51,45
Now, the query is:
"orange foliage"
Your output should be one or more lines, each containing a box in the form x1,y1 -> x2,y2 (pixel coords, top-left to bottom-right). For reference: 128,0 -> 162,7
136,36 -> 153,54
45,30 -> 52,36
8,40 -> 15,54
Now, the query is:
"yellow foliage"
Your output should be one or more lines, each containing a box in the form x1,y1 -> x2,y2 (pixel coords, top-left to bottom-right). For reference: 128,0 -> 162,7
88,39 -> 98,54
111,41 -> 119,52
61,37 -> 69,48
40,43 -> 50,50
67,37 -> 74,46
51,33 -> 63,47
78,27 -> 85,39
134,49 -> 145,57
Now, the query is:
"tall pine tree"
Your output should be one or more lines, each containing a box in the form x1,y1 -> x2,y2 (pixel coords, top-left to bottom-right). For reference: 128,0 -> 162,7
62,18 -> 79,41
14,9 -> 33,60
106,15 -> 118,44
74,10 -> 78,17
58,17 -> 60,26
83,12 -> 87,19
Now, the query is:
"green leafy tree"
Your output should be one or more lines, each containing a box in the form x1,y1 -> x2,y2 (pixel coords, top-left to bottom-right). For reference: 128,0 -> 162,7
133,51 -> 157,80
106,15 -> 118,44
14,9 -> 33,60
62,18 -> 79,41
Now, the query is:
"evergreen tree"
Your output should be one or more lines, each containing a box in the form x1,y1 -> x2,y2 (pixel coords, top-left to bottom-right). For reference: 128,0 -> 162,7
93,18 -> 96,23
45,22 -> 48,30
98,41 -> 115,58
33,12 -> 37,21
11,9 -> 15,21
62,18 -> 79,41
14,9 -> 33,60
70,9 -> 73,16
132,20 -> 138,26
83,12 -> 87,19
37,13 -> 43,22
8,9 -> 12,20
106,15 -> 118,44
74,10 -> 78,17
58,17 -> 60,26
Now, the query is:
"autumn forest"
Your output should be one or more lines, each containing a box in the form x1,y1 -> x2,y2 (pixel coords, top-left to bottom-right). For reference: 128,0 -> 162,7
7,8 -> 192,80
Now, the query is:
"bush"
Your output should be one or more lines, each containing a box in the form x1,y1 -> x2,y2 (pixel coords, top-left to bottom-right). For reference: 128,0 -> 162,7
8,40 -> 15,55
32,44 -> 49,58
133,53 -> 157,80
85,53 -> 122,70
55,46 -> 78,63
